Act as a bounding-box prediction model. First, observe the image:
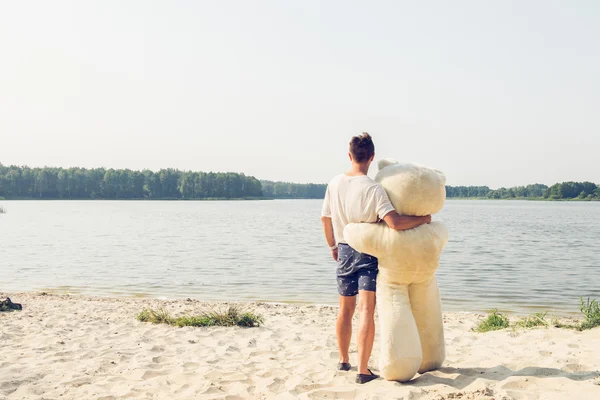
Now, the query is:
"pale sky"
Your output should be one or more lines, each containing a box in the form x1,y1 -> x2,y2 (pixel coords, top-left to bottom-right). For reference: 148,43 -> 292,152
1,1 -> 598,188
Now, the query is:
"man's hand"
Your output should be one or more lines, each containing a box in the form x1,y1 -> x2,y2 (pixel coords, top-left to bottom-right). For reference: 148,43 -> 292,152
383,211 -> 432,231
321,216 -> 338,261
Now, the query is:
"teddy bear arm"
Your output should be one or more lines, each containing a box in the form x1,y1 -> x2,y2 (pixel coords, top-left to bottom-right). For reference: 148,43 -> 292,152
343,222 -> 391,259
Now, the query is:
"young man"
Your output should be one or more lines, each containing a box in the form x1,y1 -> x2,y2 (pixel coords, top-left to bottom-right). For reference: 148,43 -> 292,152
321,133 -> 431,384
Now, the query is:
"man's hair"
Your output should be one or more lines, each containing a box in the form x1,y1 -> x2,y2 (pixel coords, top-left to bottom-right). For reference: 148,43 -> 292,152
349,132 -> 375,163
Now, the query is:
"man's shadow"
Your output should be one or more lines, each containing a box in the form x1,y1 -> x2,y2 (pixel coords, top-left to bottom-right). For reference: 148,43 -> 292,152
402,366 -> 599,389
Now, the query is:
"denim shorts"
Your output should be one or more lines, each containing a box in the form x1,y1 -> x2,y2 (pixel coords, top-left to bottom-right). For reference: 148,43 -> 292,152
336,243 -> 378,296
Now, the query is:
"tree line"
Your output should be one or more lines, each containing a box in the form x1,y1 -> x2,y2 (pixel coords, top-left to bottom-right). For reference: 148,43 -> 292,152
260,180 -> 326,199
0,164 -> 263,199
0,163 -> 598,201
296,181 -> 600,200
447,182 -> 600,200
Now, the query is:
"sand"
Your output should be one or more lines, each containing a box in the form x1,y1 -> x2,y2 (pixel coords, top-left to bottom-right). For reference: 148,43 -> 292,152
1,293 -> 599,400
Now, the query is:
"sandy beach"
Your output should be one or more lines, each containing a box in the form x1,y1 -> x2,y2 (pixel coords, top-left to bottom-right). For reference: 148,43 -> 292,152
1,293 -> 599,400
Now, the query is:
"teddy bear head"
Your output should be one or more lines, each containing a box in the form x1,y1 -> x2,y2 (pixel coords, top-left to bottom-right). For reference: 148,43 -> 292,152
376,159 -> 446,216
343,159 -> 449,284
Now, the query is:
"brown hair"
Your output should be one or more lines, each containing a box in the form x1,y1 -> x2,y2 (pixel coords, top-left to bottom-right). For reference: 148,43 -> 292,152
349,132 -> 375,163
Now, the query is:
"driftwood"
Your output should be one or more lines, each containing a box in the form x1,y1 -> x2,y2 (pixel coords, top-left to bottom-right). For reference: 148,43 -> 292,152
0,297 -> 22,311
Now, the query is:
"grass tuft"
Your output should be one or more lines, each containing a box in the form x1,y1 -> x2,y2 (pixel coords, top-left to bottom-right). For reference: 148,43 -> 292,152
579,297 -> 600,331
515,312 -> 549,329
137,304 -> 264,328
137,307 -> 173,324
0,205 -> 5,214
550,316 -> 580,330
552,297 -> 600,331
172,315 -> 215,327
474,309 -> 510,332
475,297 -> 600,333
236,311 -> 265,327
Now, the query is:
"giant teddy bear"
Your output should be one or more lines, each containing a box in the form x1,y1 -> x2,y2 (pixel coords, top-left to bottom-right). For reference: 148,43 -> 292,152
343,159 -> 448,382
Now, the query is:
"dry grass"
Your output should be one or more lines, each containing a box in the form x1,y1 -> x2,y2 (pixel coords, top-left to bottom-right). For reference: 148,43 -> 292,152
514,312 -> 549,329
137,304 -> 264,328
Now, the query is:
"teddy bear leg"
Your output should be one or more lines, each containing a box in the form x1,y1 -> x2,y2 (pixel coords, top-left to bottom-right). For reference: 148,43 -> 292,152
377,282 -> 422,382
409,277 -> 446,374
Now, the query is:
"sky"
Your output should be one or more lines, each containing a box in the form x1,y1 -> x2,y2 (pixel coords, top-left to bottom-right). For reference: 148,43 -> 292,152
1,1 -> 599,188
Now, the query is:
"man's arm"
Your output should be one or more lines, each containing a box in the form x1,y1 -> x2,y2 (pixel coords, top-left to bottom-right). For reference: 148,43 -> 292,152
382,211 -> 431,231
320,216 -> 338,261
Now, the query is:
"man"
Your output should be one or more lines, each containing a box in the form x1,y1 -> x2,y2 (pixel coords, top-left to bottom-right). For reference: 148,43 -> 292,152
321,133 -> 431,384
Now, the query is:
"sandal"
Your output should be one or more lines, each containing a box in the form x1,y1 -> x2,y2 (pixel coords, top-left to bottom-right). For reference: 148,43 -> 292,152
337,362 -> 351,371
356,369 -> 379,384
0,297 -> 22,311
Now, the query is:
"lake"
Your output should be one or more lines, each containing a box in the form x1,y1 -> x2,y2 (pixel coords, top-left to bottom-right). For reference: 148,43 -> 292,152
1,200 -> 599,315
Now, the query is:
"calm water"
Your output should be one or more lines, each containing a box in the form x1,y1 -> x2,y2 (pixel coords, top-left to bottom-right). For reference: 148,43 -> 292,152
1,200 -> 599,315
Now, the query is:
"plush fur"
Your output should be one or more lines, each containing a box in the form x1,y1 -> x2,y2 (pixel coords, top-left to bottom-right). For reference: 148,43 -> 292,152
343,160 -> 448,382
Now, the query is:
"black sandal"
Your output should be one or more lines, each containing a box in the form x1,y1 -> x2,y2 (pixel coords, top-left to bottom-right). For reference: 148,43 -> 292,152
0,297 -> 22,311
356,369 -> 379,384
337,362 -> 351,371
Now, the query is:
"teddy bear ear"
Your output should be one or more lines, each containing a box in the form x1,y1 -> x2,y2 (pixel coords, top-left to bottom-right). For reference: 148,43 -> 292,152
378,158 -> 399,171
433,169 -> 447,186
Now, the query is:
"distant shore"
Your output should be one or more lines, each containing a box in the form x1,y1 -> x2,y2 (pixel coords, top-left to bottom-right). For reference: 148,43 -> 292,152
2,164 -> 599,202
446,197 -> 600,202
1,292 -> 599,399
0,196 -> 270,201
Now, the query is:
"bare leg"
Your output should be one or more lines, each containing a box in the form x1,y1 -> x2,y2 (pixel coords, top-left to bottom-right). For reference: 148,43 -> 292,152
357,290 -> 376,375
337,295 -> 356,364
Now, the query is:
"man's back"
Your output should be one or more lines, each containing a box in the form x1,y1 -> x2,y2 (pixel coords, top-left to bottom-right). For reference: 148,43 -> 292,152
322,174 -> 395,245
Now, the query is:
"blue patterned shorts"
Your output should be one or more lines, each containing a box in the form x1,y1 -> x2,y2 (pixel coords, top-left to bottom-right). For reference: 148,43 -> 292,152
336,243 -> 378,296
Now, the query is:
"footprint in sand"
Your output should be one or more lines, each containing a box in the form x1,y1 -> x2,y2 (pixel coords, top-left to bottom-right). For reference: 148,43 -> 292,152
183,362 -> 200,369
267,377 -> 286,392
66,376 -> 92,388
306,388 -> 357,399
141,370 -> 169,380
501,377 -> 533,391
563,363 -> 588,373
219,372 -> 248,382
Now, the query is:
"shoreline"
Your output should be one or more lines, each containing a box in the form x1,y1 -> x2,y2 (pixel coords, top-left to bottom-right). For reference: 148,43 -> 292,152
0,289 -> 589,318
0,289 -> 588,317
2,292 -> 599,399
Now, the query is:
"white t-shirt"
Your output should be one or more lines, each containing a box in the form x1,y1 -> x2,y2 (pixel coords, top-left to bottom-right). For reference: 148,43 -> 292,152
321,174 -> 396,245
